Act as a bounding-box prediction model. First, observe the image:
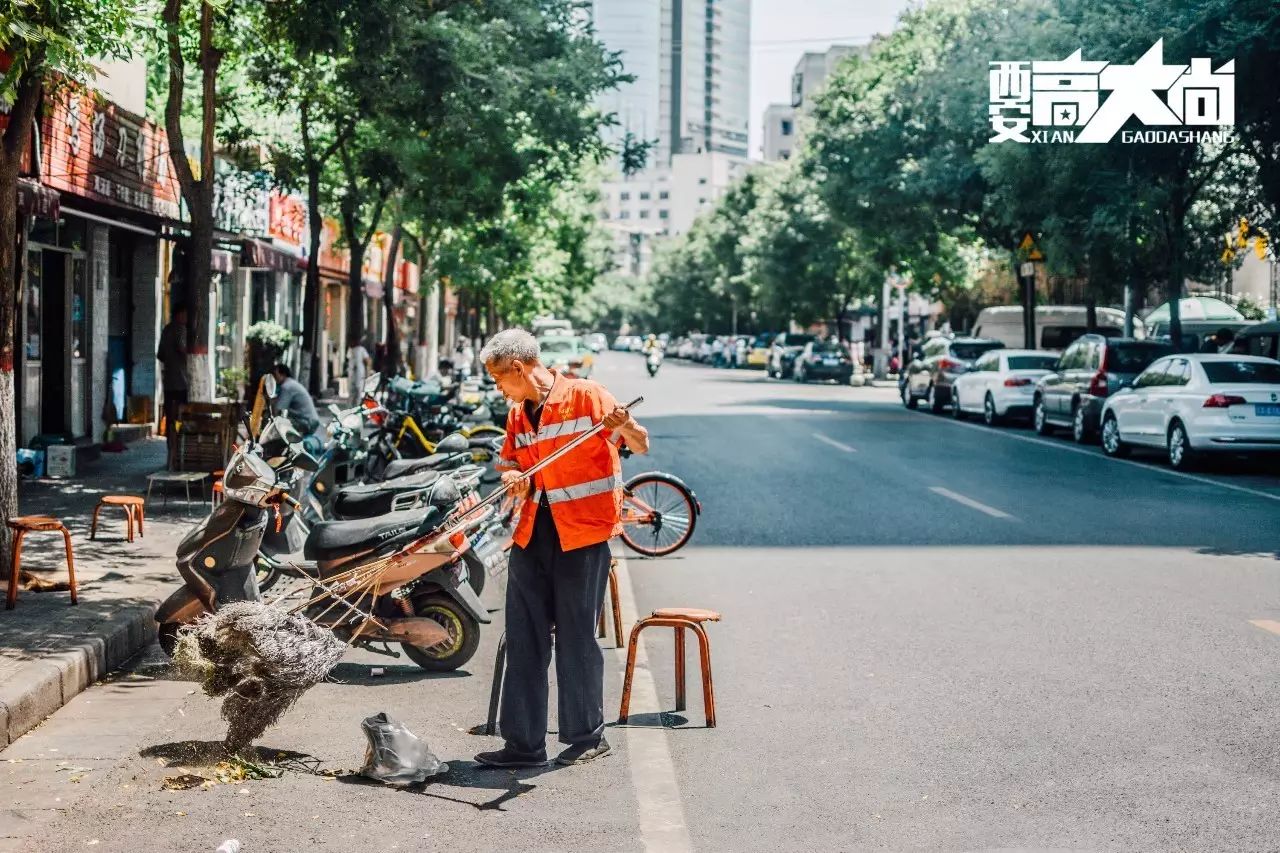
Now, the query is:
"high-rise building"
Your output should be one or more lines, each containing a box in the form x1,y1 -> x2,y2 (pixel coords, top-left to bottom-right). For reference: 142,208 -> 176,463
592,0 -> 751,278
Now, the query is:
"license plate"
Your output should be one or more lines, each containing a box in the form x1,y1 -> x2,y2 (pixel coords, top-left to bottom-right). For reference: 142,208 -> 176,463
1255,404 -> 1280,417
823,358 -> 840,366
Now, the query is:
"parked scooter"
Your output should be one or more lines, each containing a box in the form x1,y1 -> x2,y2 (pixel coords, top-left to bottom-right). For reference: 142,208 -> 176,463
155,416 -> 492,672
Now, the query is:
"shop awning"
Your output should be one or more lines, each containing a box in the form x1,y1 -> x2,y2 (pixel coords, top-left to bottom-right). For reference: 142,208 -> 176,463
17,178 -> 60,220
212,249 -> 236,274
240,237 -> 300,272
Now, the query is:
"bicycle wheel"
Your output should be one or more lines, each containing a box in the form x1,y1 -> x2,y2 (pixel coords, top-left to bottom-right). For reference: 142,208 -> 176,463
619,473 -> 698,557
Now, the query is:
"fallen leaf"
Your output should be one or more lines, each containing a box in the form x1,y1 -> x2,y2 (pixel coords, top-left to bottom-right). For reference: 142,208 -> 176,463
162,774 -> 209,791
86,841 -> 99,847
173,811 -> 186,817
69,776 -> 83,783
244,812 -> 257,817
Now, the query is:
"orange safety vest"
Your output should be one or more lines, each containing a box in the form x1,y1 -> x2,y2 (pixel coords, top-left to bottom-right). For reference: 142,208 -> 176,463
500,373 -> 624,552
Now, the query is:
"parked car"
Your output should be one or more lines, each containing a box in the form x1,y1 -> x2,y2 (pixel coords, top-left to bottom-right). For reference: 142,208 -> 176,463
676,336 -> 698,360
585,333 -> 608,353
746,333 -> 773,369
1100,354 -> 1280,469
1226,320 -> 1280,360
696,337 -> 714,363
972,305 -> 1142,349
903,336 -> 1006,413
952,349 -> 1059,425
612,335 -> 638,352
628,336 -> 647,353
538,334 -> 593,378
767,333 -> 819,379
1033,336 -> 1175,442
793,340 -> 854,384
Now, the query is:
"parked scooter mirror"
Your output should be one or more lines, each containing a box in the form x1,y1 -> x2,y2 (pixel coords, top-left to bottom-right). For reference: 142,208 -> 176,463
364,372 -> 382,395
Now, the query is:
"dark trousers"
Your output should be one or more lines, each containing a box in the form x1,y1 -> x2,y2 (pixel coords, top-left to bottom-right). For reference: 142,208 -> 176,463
499,505 -> 612,757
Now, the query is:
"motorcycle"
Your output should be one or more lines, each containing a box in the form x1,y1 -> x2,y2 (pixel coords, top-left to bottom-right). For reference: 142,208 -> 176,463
646,348 -> 664,377
155,416 -> 492,672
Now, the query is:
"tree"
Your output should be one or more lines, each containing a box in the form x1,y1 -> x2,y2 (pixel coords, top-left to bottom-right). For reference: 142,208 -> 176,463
0,0 -> 144,566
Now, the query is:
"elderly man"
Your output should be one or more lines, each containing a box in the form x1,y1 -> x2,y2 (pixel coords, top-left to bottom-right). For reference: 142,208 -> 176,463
475,328 -> 649,768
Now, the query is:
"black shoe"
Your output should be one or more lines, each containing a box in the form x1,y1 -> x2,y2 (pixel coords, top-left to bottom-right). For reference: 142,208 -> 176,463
474,748 -> 549,768
555,738 -> 611,766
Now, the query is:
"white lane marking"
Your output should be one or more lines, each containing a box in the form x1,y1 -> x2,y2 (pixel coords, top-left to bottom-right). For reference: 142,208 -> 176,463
812,432 -> 857,453
1249,619 -> 1280,636
928,486 -> 1015,520
610,554 -> 693,853
935,411 -> 1280,505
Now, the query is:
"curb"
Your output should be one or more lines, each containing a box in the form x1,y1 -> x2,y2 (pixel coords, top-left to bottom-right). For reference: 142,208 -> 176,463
0,602 -> 157,748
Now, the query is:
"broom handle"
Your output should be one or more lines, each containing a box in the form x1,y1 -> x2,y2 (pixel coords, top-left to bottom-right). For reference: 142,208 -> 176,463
405,395 -> 644,552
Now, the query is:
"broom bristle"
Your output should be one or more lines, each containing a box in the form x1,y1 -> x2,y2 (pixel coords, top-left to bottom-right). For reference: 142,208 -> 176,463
173,601 -> 347,752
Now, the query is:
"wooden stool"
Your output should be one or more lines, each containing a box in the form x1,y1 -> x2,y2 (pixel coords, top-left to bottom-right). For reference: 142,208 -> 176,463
91,495 -> 145,542
6,516 -> 78,610
619,607 -> 720,728
596,562 -> 624,647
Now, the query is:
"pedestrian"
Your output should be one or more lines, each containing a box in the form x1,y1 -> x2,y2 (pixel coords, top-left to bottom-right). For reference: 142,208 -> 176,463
156,304 -> 189,461
347,336 -> 372,404
711,336 -> 725,368
475,328 -> 649,768
270,363 -> 322,451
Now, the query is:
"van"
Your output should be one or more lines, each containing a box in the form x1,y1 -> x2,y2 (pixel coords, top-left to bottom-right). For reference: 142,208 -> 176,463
971,305 -> 1143,350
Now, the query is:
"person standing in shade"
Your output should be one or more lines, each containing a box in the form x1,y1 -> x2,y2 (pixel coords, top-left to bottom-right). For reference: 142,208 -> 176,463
156,304 -> 189,461
347,336 -> 372,403
475,328 -> 649,768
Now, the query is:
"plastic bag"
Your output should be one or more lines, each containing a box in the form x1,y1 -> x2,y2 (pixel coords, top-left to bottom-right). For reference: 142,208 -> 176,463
360,712 -> 449,785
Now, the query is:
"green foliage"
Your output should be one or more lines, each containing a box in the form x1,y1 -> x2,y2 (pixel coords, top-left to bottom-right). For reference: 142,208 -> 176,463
0,0 -> 149,100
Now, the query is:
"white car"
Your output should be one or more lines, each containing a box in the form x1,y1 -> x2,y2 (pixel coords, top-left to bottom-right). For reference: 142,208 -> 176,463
952,349 -> 1060,425
1100,354 -> 1280,469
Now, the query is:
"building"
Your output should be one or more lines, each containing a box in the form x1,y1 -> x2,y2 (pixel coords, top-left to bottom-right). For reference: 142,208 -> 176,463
592,0 -> 752,277
760,43 -> 868,162
761,104 -> 796,161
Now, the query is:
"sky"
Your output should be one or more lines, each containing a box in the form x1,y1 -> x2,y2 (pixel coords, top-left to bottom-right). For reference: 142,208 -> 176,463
748,0 -> 913,157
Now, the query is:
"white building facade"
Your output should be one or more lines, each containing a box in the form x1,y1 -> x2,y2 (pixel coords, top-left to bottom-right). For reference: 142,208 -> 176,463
761,43 -> 868,163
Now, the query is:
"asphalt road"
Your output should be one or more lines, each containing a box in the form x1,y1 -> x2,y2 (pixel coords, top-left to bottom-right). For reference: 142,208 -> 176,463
6,352 -> 1280,852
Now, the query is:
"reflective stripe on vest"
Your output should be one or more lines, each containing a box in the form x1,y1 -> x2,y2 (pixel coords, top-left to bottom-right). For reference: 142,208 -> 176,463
513,414 -> 595,449
545,473 -> 622,505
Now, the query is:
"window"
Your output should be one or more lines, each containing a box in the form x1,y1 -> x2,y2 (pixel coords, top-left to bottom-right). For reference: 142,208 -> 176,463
1165,358 -> 1191,386
620,191 -> 630,201
639,191 -> 650,200
1007,355 -> 1059,371
1202,360 -> 1280,384
698,197 -> 707,205
659,190 -> 669,200
781,119 -> 793,136
974,352 -> 999,372
1106,342 -> 1174,373
1059,342 -> 1084,370
658,210 -> 669,219
780,151 -> 791,160
698,177 -> 708,185
619,210 -> 631,220
951,342 -> 1004,361
639,210 -> 650,219
1133,361 -> 1171,389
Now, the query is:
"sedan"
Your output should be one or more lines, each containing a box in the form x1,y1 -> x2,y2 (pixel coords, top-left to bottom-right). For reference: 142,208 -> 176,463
538,335 -> 594,378
904,336 -> 1006,413
1100,354 -> 1280,469
952,350 -> 1060,425
793,341 -> 853,383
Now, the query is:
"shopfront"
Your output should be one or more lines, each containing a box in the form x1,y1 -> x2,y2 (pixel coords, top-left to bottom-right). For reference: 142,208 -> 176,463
22,85 -> 180,446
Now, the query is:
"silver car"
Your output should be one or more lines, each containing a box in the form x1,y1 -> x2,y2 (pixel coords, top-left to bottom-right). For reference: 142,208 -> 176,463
1099,354 -> 1280,469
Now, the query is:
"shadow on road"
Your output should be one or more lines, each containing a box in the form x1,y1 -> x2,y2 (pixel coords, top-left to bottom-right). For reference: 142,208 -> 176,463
328,662 -> 473,684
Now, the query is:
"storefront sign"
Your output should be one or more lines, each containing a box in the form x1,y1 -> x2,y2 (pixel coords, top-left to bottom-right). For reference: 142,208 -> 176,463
212,161 -> 269,235
39,86 -> 182,220
269,192 -> 307,249
317,217 -> 350,277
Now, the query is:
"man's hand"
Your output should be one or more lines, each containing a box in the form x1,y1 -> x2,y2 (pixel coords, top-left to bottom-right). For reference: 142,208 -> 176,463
602,406 -> 632,431
501,469 -> 532,499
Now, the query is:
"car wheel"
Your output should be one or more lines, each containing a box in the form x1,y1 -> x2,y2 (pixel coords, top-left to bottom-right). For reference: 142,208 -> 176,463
952,391 -> 965,420
1167,421 -> 1197,470
1033,398 -> 1054,435
902,384 -> 918,410
1101,413 -> 1129,458
983,393 -> 1002,426
928,385 -> 946,414
1071,403 -> 1093,444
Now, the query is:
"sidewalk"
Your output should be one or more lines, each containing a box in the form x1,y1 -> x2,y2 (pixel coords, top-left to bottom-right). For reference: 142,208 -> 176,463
0,438 -> 197,747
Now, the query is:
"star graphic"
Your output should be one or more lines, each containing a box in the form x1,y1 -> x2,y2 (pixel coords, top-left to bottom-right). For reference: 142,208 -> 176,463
1060,109 -> 1072,121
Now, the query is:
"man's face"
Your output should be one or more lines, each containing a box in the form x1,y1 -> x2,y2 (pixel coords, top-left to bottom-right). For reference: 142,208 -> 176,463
486,358 -> 536,403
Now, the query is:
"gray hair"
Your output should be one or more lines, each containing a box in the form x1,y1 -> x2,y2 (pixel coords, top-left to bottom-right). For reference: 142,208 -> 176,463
479,328 -> 540,367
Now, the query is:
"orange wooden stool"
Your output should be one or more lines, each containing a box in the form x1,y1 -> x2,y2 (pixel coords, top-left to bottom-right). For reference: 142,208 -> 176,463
6,516 -> 78,610
596,562 -> 624,647
90,495 -> 146,542
619,607 -> 721,727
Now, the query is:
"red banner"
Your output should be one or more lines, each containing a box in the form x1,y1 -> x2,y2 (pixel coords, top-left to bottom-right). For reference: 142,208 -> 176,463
268,192 -> 306,248
39,85 -> 182,219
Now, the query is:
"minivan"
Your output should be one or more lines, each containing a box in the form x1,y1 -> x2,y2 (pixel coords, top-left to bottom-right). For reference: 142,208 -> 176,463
972,305 -> 1143,350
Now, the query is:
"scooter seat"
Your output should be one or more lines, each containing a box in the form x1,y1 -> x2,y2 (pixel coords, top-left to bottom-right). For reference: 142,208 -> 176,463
304,508 -> 442,562
382,452 -> 467,480
333,472 -> 461,519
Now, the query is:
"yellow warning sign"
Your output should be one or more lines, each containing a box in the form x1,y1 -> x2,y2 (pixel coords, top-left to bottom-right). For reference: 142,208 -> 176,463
1018,231 -> 1044,261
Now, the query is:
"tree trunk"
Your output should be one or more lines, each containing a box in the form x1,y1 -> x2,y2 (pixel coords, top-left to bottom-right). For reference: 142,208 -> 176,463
1085,295 -> 1097,333
346,236 -> 365,349
380,222 -> 402,376
1168,193 -> 1185,352
0,64 -> 46,573
300,98 -> 323,394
